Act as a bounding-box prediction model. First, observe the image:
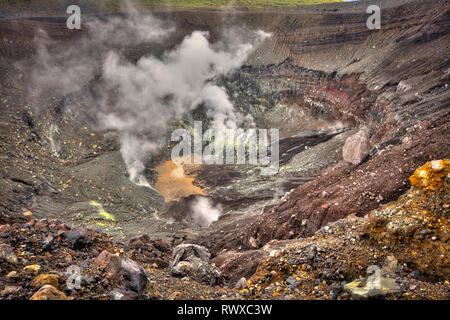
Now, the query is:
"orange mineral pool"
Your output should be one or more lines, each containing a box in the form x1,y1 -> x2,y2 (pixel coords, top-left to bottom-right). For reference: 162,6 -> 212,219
154,160 -> 205,202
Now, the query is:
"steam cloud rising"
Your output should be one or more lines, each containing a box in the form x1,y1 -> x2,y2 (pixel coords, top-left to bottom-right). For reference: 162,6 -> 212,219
27,8 -> 271,188
190,197 -> 222,227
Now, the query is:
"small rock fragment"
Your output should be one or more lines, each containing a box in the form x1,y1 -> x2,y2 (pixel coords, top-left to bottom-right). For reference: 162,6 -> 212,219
168,291 -> 183,300
0,243 -> 18,264
1,286 -> 20,295
381,255 -> 398,275
30,285 -> 68,300
63,229 -> 88,250
6,271 -> 19,280
234,277 -> 247,290
31,274 -> 59,289
109,288 -> 138,300
24,264 -> 41,273
286,276 -> 298,290
42,235 -> 54,250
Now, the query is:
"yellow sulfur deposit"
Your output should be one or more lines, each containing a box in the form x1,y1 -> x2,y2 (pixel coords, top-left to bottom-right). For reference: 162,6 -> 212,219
89,200 -> 115,222
409,159 -> 449,191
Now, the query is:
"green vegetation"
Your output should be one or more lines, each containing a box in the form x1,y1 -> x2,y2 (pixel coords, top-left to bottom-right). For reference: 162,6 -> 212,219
1,0 -> 344,12
138,0 -> 344,8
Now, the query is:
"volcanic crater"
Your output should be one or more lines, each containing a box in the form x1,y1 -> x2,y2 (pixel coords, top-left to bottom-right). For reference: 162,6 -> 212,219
0,0 -> 448,300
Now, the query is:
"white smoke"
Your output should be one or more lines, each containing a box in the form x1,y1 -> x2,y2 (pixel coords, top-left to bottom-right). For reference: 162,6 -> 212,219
98,29 -> 268,184
27,9 -> 271,188
28,11 -> 173,98
190,197 -> 222,227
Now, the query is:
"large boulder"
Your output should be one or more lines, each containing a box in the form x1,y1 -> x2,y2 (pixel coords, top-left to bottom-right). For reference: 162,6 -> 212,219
126,234 -> 171,268
93,250 -> 122,281
342,130 -> 370,165
170,244 -> 211,267
92,251 -> 148,297
170,244 -> 221,286
121,257 -> 148,295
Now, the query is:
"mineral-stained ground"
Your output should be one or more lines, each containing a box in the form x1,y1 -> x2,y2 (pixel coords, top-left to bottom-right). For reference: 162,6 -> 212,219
0,0 -> 449,300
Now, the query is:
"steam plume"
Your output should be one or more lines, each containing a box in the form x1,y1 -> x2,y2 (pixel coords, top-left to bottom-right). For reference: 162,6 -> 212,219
190,197 -> 222,227
27,8 -> 271,188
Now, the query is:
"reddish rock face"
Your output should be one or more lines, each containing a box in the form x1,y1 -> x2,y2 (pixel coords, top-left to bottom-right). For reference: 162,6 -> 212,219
200,0 -> 450,257
342,131 -> 370,165
207,116 -> 449,256
93,250 -> 122,281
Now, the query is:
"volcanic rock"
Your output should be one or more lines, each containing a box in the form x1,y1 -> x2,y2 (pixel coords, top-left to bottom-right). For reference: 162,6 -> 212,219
234,277 -> 247,290
31,274 -> 59,289
381,256 -> 398,275
109,288 -> 139,301
0,243 -> 18,264
170,244 -> 211,267
30,285 -> 68,300
244,160 -> 449,299
344,277 -> 401,299
63,229 -> 88,250
342,130 -> 370,165
93,250 -> 122,281
1,286 -> 20,295
121,257 -> 148,295
170,244 -> 221,286
126,234 -> 170,268
6,271 -> 19,281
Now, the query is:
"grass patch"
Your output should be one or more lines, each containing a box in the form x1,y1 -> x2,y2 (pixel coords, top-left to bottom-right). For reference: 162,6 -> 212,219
0,0 -> 344,11
139,0 -> 344,8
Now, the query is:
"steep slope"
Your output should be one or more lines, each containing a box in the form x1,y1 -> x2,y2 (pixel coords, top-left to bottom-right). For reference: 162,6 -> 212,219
201,0 -> 450,254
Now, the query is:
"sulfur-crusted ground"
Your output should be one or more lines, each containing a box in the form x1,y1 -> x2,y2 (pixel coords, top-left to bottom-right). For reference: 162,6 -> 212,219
241,160 -> 449,300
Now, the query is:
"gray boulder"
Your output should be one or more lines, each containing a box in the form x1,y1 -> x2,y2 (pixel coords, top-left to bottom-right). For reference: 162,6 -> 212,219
170,244 -> 221,286
121,257 -> 148,295
342,130 -> 370,165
